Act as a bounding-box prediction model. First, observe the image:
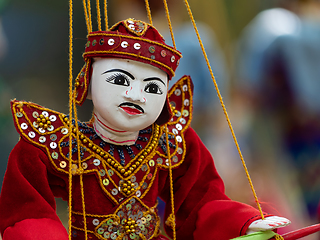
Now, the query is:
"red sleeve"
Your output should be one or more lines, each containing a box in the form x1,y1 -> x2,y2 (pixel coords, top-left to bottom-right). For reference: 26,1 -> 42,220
160,127 -> 267,240
0,138 -> 68,239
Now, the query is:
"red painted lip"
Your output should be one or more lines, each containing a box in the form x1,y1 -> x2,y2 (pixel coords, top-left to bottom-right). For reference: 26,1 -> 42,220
120,106 -> 143,115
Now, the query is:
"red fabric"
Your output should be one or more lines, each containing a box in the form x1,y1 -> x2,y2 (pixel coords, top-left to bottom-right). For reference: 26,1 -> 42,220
0,127 -> 265,240
3,218 -> 68,240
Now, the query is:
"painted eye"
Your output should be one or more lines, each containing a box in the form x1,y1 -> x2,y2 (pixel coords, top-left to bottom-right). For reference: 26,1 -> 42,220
106,73 -> 130,86
144,82 -> 163,95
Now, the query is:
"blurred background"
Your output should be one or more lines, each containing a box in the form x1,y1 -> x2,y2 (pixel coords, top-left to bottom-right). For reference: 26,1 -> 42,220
0,0 -> 320,239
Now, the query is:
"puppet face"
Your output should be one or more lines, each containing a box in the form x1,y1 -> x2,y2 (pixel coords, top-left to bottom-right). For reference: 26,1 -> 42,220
90,58 -> 168,132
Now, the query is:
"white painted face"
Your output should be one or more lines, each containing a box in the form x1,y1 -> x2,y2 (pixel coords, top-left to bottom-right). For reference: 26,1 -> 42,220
90,58 -> 168,132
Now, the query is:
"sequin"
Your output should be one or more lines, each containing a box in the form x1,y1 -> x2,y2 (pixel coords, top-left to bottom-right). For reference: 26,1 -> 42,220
172,155 -> 178,163
107,219 -> 114,225
133,182 -> 138,189
147,173 -> 152,180
134,43 -> 141,50
93,159 -> 101,166
176,136 -> 182,143
61,128 -> 68,135
126,204 -> 132,210
161,50 -> 167,57
52,152 -> 59,160
39,136 -> 46,143
146,215 -> 152,221
149,46 -> 155,53
172,129 -> 178,135
177,147 -> 183,154
175,111 -> 181,117
103,179 -> 109,186
151,55 -> 155,60
93,219 -> 100,226
108,169 -> 114,176
50,134 -> 57,141
42,111 -> 49,118
49,115 -> 57,122
176,124 -> 182,131
99,38 -> 105,45
121,41 -> 128,48
38,128 -> 45,134
130,198 -> 136,204
171,55 -> 175,62
117,211 -> 124,218
130,176 -> 136,182
129,233 -> 136,239
28,131 -> 35,138
174,89 -> 181,96
156,158 -> 163,164
92,39 -> 97,46
21,123 -> 28,130
60,161 -> 66,168
32,111 -> 39,118
141,164 -> 148,172
141,217 -> 146,224
112,188 -> 118,195
33,122 -> 39,128
99,169 -> 106,176
170,101 -> 176,108
149,160 -> 155,167
47,125 -> 54,131
182,110 -> 189,117
104,232 -> 110,239
108,38 -> 115,45
82,162 -> 88,169
180,118 -> 186,124
50,142 -> 57,149
97,228 -> 104,234
136,190 -> 141,197
184,99 -> 190,106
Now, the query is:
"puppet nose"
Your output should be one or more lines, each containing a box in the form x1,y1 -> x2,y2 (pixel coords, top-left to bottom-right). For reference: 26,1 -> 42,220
124,82 -> 146,103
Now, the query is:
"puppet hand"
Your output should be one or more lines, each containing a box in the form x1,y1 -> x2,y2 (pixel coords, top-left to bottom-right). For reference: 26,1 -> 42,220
246,216 -> 291,235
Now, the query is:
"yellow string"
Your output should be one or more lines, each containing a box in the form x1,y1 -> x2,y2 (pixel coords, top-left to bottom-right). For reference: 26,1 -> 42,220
82,0 -> 92,33
72,92 -> 88,240
165,124 -> 177,240
144,0 -> 153,25
275,234 -> 284,240
104,0 -> 108,30
96,0 -> 102,31
163,0 -> 176,49
68,0 -> 74,239
183,0 -> 265,220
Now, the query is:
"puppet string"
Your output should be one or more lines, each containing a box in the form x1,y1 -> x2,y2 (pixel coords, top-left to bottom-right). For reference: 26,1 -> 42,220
96,0 -> 102,31
163,0 -> 176,49
82,0 -> 91,33
165,124 -> 177,240
183,0 -> 265,220
73,91 -> 88,240
145,0 -> 153,25
104,0 -> 108,30
68,0 -> 74,239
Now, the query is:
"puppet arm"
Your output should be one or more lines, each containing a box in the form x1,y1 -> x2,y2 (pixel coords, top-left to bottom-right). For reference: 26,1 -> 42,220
246,216 -> 291,234
0,138 -> 68,240
159,127 -> 274,240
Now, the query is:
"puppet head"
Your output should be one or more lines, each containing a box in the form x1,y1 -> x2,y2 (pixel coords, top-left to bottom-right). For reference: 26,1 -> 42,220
75,19 -> 182,126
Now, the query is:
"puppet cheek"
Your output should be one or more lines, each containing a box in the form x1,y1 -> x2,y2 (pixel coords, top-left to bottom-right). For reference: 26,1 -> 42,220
3,218 -> 68,240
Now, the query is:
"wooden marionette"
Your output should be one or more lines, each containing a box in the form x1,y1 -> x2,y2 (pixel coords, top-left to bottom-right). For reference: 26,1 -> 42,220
0,0 -> 319,240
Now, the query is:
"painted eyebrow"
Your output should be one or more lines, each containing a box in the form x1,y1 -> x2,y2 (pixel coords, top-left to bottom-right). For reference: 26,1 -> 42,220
102,69 -> 135,80
143,77 -> 166,86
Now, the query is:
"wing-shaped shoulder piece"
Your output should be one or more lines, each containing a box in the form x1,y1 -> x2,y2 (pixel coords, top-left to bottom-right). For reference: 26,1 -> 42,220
156,75 -> 194,169
11,100 -> 71,173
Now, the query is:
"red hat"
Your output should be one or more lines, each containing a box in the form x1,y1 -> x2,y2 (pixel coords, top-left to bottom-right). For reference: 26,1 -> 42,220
75,18 -> 182,106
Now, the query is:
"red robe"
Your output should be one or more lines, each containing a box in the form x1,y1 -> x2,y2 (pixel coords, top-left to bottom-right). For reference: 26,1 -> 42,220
0,76 -> 267,240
